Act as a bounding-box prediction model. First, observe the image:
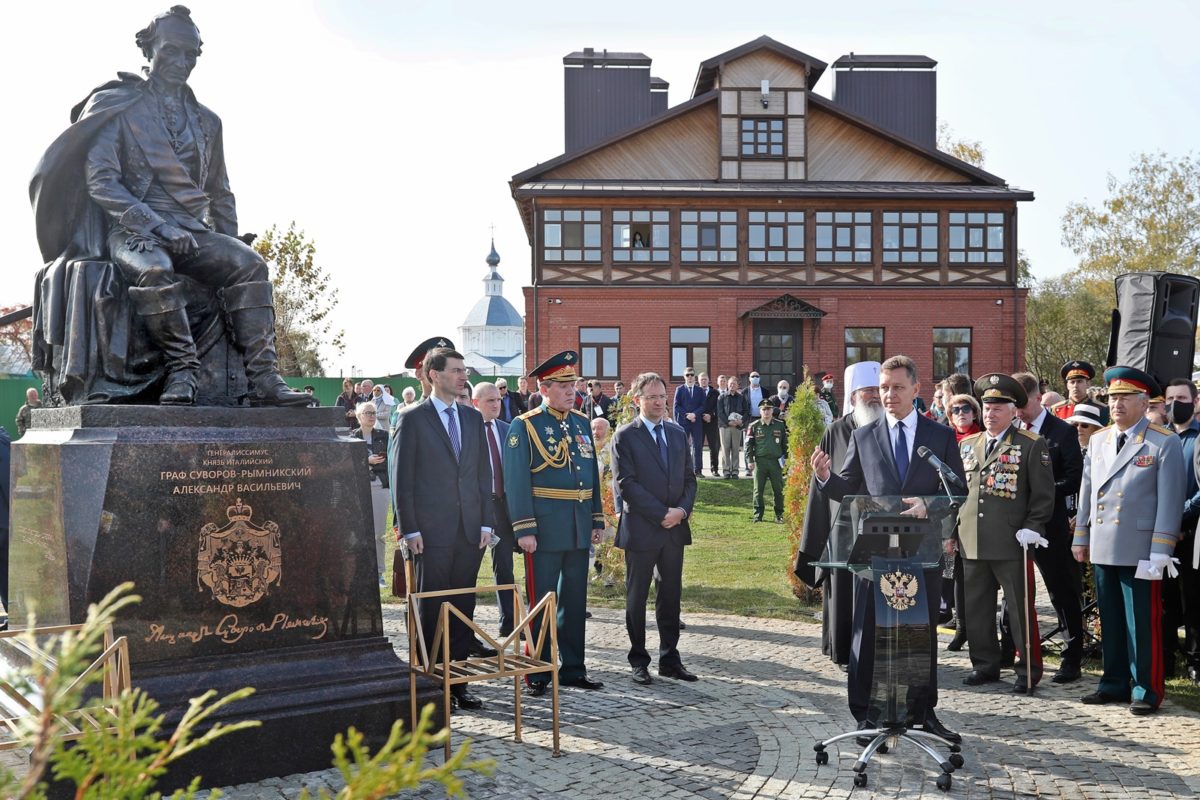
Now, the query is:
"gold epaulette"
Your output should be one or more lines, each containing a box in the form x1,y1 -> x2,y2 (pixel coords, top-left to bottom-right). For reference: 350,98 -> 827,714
960,431 -> 984,444
1149,423 -> 1174,436
1050,399 -> 1069,410
1096,424 -> 1113,434
1016,428 -> 1040,441
517,407 -> 543,421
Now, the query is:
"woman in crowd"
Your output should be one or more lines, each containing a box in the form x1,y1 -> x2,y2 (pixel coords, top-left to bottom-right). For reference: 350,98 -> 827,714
350,402 -> 391,587
944,392 -> 982,650
335,378 -> 358,427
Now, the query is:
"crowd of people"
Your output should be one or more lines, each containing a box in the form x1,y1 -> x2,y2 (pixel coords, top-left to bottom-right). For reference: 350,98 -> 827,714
354,335 -> 1197,729
801,355 -> 1198,737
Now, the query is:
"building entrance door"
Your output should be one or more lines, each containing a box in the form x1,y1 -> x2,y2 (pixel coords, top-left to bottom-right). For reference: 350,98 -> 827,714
753,318 -> 803,392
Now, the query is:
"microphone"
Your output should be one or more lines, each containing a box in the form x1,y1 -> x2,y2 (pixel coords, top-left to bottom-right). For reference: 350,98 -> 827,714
917,446 -> 966,491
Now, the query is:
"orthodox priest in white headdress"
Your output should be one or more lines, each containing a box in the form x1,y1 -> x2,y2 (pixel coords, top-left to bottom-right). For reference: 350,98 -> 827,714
796,361 -> 882,665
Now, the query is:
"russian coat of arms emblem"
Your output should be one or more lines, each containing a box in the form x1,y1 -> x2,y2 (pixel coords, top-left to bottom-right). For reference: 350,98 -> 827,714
878,569 -> 920,611
197,498 -> 281,607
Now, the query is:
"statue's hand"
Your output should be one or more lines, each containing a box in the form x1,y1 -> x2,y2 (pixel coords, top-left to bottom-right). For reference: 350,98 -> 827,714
156,223 -> 198,256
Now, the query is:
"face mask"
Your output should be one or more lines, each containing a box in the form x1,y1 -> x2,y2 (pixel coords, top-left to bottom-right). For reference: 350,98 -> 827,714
822,381 -> 833,390
750,376 -> 760,386
1169,400 -> 1195,425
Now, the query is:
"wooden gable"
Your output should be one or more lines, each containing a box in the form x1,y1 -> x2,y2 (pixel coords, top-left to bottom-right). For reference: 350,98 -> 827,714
720,49 -> 810,89
543,102 -> 719,181
806,103 -> 972,183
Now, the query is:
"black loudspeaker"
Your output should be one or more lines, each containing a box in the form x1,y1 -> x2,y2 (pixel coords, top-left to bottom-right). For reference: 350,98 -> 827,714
1107,271 -> 1200,385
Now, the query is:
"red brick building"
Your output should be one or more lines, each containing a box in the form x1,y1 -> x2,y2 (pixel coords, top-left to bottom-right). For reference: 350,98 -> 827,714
510,37 -> 1032,401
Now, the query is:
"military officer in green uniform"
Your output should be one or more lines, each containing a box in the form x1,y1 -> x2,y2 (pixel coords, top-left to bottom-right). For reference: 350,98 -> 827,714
503,350 -> 606,695
956,373 -> 1054,694
747,398 -> 788,523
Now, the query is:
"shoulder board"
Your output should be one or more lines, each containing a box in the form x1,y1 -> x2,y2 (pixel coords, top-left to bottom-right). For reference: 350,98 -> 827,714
1149,423 -> 1174,436
570,409 -> 589,420
516,407 -> 542,421
1050,399 -> 1068,409
1016,428 -> 1040,441
1095,424 -> 1113,434
960,432 -> 983,443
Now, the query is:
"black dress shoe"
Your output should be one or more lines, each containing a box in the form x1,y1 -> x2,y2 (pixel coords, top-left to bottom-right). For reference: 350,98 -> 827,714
1012,679 -> 1034,694
450,686 -> 483,710
1081,690 -> 1127,705
946,630 -> 966,651
565,675 -> 604,690
527,682 -> 547,697
855,719 -> 876,747
1129,700 -> 1156,716
658,664 -> 698,682
963,670 -> 1000,686
631,666 -> 653,685
921,714 -> 962,744
468,639 -> 498,658
1052,664 -> 1082,684
678,620 -> 687,631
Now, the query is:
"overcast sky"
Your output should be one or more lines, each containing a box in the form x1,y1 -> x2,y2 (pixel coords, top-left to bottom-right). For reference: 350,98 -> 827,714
3,0 -> 1197,376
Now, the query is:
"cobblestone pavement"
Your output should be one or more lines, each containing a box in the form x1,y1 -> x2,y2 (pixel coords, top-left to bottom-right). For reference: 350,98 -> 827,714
194,597 -> 1200,800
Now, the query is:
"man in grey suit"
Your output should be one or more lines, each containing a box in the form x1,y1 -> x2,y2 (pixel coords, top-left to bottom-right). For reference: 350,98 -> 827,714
1074,366 -> 1185,715
612,372 -> 699,685
473,382 -> 516,641
811,354 -> 963,743
391,347 -> 493,710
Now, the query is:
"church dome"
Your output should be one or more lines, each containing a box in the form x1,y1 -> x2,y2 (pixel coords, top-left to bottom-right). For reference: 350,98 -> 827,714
462,294 -> 523,328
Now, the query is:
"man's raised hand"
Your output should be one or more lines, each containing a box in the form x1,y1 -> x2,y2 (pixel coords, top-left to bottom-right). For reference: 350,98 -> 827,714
810,448 -> 832,482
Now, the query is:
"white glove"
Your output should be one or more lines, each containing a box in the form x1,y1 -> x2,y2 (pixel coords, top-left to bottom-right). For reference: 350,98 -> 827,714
1015,528 -> 1049,549
1149,553 -> 1181,579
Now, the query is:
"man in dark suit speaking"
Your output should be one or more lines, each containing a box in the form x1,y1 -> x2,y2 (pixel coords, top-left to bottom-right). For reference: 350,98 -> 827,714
612,372 -> 699,685
391,347 -> 493,710
810,354 -> 964,743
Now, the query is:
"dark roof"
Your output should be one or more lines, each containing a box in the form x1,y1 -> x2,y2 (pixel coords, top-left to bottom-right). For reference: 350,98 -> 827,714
692,35 -> 828,96
650,76 -> 669,90
564,49 -> 651,67
510,90 -> 718,185
513,180 -> 1034,201
831,54 -> 937,70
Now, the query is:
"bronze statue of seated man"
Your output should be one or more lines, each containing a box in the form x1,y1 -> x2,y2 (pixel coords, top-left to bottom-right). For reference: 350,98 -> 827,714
30,5 -> 309,407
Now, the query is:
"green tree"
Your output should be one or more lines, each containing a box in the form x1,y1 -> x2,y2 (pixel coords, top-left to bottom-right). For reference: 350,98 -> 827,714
254,223 -> 345,377
1061,151 -> 1200,281
1024,273 -> 1113,387
936,120 -> 985,168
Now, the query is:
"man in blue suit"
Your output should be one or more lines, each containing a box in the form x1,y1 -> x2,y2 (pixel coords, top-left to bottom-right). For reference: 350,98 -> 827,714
613,372 -> 698,685
673,367 -> 707,476
811,354 -> 964,743
391,347 -> 493,710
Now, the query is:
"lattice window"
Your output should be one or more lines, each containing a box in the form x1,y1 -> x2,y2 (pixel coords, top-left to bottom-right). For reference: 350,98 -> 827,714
741,118 -> 785,157
543,210 -> 601,262
681,211 -> 738,262
845,328 -> 884,366
948,212 -> 1004,264
882,212 -> 938,263
748,211 -> 804,263
815,211 -> 872,263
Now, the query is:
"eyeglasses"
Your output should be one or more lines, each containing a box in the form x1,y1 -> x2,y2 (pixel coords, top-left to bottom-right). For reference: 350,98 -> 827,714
949,405 -> 974,415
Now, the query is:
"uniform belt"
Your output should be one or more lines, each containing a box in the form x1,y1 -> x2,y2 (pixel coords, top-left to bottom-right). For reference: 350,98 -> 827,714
532,487 -> 593,502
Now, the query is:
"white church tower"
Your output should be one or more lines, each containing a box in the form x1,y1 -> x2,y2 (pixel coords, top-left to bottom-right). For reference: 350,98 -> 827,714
459,240 -> 525,375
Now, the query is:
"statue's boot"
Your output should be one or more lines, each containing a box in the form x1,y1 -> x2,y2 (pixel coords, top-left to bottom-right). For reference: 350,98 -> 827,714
129,284 -> 200,405
222,281 -> 311,407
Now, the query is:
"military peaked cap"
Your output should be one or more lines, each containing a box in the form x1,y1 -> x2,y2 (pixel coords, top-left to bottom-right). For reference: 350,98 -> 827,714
974,373 -> 1027,406
404,336 -> 455,371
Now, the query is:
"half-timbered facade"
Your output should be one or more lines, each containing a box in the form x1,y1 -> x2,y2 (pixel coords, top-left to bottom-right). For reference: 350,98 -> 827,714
510,37 -> 1033,396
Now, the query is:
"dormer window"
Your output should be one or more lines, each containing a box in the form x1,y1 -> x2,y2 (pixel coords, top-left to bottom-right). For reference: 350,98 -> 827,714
741,118 -> 784,157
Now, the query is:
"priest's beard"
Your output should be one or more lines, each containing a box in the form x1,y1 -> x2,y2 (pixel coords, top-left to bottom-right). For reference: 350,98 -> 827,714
852,401 -> 882,427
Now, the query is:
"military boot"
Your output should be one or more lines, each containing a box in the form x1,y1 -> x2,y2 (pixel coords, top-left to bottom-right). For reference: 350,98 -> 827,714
221,281 -> 311,407
129,283 -> 200,405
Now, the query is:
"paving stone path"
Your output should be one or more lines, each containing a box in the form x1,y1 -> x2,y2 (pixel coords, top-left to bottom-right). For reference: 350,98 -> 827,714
196,599 -> 1200,799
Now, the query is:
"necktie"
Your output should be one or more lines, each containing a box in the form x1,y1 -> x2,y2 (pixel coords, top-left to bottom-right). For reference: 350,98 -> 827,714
655,423 -> 668,468
487,422 -> 503,496
894,420 -> 909,484
444,407 -> 461,459
1116,432 -> 1127,452
986,438 -> 998,460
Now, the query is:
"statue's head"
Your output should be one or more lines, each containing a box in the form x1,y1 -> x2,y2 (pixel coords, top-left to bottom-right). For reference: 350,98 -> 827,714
136,6 -> 203,88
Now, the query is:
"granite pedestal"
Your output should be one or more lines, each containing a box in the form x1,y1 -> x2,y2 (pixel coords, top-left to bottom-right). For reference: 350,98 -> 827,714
9,406 -> 437,789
